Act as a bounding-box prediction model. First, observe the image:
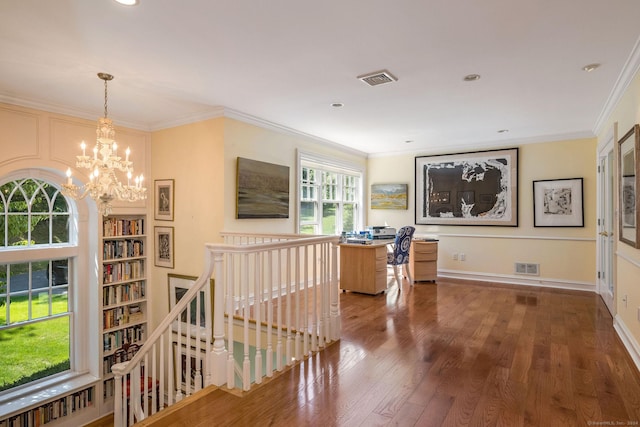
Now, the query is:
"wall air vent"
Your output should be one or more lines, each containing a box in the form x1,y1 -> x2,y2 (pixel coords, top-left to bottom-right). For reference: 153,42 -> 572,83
515,262 -> 539,276
357,70 -> 398,86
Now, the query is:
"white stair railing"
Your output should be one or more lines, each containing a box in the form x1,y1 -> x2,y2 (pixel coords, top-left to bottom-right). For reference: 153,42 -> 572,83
111,233 -> 340,426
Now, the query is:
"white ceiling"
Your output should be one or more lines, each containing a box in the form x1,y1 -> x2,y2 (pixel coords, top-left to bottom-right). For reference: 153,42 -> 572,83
1,0 -> 640,156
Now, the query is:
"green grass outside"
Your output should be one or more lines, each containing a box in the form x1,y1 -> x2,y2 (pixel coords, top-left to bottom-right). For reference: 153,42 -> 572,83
0,294 -> 70,392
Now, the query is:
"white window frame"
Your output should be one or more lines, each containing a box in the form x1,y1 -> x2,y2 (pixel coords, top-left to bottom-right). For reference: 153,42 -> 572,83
0,170 -> 97,412
297,150 -> 364,235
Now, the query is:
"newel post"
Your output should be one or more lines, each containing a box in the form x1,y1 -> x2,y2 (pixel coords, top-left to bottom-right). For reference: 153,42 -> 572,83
210,250 -> 228,385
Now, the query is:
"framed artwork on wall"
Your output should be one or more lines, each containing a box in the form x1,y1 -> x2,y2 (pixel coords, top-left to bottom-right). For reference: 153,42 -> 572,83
533,178 -> 584,227
236,157 -> 290,219
371,183 -> 408,210
415,148 -> 519,226
155,179 -> 174,221
168,273 -> 214,332
154,226 -> 174,268
618,124 -> 640,248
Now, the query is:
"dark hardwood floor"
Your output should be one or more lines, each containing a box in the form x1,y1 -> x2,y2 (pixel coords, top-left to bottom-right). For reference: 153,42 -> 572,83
105,278 -> 640,426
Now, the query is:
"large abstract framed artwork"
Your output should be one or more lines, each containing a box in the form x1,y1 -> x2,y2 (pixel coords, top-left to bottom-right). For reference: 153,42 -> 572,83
236,157 -> 290,219
618,124 -> 640,248
415,148 -> 518,226
533,178 -> 584,227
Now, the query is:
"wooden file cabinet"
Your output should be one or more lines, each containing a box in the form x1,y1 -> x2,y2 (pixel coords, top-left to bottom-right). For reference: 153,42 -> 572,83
339,242 -> 389,295
410,240 -> 438,282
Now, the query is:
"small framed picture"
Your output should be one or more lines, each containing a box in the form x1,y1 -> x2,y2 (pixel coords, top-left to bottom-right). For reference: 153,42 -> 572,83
533,178 -> 584,227
155,179 -> 175,221
154,226 -> 174,268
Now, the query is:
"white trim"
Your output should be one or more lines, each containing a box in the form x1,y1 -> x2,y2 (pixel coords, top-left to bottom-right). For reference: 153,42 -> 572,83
613,315 -> 640,373
296,150 -> 365,234
617,250 -> 640,269
437,269 -> 596,293
593,35 -> 640,136
431,233 -> 595,242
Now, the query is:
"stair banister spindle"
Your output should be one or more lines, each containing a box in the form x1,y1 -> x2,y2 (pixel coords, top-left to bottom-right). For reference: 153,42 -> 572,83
266,250 -> 274,377
254,252 -> 263,384
294,246 -> 300,361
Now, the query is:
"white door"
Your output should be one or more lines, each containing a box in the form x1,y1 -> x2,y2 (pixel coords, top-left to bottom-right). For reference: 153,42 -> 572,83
597,133 -> 615,315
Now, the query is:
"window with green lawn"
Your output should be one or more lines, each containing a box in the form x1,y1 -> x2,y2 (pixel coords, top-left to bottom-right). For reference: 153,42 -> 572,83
0,178 -> 74,393
299,155 -> 362,235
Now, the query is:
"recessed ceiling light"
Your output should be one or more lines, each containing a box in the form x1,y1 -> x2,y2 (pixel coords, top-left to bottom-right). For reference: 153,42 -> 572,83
114,0 -> 139,5
463,74 -> 481,82
582,63 -> 600,72
331,102 -> 344,108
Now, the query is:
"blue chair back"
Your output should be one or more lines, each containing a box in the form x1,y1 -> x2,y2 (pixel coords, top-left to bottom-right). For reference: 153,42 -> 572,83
387,226 -> 415,266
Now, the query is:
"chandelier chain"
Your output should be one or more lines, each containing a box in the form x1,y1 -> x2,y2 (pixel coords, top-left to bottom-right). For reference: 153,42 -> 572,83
104,78 -> 108,118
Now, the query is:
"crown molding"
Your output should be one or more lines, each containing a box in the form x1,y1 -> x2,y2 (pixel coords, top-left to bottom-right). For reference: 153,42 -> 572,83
593,35 -> 640,136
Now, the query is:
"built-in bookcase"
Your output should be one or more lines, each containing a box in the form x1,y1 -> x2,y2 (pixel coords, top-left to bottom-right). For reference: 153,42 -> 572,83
100,215 -> 148,410
0,386 -> 95,427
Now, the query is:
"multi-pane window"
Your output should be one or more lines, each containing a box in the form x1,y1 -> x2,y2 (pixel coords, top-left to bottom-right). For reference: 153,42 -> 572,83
0,178 -> 73,392
299,164 -> 361,235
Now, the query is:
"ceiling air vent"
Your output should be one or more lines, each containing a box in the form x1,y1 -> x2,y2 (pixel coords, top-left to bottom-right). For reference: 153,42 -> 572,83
357,70 -> 398,86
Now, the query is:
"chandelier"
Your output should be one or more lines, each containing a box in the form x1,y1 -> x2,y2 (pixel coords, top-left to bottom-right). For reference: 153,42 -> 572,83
62,73 -> 147,216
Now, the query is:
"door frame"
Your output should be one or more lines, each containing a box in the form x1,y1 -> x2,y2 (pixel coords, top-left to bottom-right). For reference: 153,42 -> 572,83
596,125 -> 616,315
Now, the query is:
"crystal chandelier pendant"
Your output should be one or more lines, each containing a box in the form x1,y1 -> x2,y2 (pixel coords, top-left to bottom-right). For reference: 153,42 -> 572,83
61,73 -> 147,216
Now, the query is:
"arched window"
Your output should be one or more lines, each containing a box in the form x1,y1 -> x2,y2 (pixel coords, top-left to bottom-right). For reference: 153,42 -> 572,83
0,178 -> 76,392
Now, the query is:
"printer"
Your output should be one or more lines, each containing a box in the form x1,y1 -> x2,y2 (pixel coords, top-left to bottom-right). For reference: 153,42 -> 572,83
366,226 -> 396,240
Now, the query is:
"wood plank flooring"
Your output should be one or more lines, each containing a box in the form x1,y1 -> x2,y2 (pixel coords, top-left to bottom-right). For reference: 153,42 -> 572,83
98,278 -> 640,426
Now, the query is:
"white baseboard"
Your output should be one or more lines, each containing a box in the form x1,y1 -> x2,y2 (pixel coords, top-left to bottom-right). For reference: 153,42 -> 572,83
436,269 -> 596,293
614,315 -> 640,373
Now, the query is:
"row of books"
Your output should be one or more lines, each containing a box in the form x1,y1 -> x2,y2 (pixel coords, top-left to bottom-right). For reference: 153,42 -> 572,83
103,282 -> 145,306
0,387 -> 93,427
103,345 -> 141,375
103,324 -> 145,352
103,239 -> 144,260
103,305 -> 143,330
103,260 -> 144,284
103,218 -> 144,237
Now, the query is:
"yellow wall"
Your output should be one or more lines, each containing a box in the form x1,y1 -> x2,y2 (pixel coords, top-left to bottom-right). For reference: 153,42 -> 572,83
597,69 -> 640,344
149,118 -> 225,329
222,117 -> 367,234
368,138 -> 597,289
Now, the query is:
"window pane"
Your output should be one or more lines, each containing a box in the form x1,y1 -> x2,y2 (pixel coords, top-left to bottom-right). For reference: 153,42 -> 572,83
52,214 -> 70,244
32,289 -> 50,319
322,203 -> 337,235
31,214 -> 50,245
31,187 -> 50,213
9,293 -> 29,323
0,267 -> 6,326
52,192 -> 69,213
50,259 -> 69,286
342,204 -> 355,232
7,214 -> 29,246
52,286 -> 68,315
300,224 -> 316,234
8,186 -> 26,213
0,316 -> 70,392
301,201 -> 316,222
0,215 -> 4,247
33,261 -> 48,289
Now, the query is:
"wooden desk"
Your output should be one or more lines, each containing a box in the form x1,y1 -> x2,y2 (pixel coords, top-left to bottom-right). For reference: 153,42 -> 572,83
409,240 -> 438,282
339,242 -> 389,295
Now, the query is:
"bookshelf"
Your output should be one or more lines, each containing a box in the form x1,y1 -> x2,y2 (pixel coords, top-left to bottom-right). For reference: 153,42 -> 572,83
100,215 -> 148,410
0,384 -> 95,427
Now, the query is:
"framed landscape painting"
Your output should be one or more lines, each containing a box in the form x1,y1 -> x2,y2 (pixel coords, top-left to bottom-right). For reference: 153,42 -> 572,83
371,183 -> 408,210
415,148 -> 518,226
